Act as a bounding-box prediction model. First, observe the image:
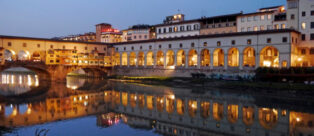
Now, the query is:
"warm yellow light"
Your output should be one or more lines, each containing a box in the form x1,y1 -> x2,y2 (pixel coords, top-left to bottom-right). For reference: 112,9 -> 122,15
296,117 -> 301,122
169,66 -> 175,69
263,61 -> 271,67
297,57 -> 302,62
170,95 -> 175,100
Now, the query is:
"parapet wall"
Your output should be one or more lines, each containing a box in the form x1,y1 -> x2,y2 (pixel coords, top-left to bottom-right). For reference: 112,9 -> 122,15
112,67 -> 255,78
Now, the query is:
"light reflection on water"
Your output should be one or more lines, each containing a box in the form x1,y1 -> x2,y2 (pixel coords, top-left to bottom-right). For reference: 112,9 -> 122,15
0,73 -> 39,96
0,74 -> 313,136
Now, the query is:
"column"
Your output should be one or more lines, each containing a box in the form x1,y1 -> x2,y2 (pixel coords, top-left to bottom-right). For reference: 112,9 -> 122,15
119,53 -> 122,66
210,50 -> 214,69
239,53 -> 243,70
127,52 -> 130,67
144,52 -> 147,68
224,53 -> 228,70
136,53 -> 138,68
153,51 -> 157,68
197,52 -> 201,69
174,51 -> 177,67
185,54 -> 189,68
255,52 -> 260,69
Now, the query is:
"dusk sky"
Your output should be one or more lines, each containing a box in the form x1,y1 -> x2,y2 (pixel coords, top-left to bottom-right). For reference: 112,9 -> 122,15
0,0 -> 286,38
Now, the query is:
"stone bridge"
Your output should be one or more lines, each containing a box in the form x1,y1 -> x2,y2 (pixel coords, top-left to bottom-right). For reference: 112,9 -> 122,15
0,61 -> 112,81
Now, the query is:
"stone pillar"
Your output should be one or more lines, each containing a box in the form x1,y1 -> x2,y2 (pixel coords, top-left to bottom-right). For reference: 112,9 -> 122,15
127,52 -> 130,67
153,51 -> 157,68
174,51 -> 177,67
185,54 -> 189,69
136,53 -> 138,68
239,53 -> 243,70
119,53 -> 122,66
144,52 -> 147,68
210,50 -> 214,69
224,53 -> 228,70
255,52 -> 260,69
197,52 -> 201,69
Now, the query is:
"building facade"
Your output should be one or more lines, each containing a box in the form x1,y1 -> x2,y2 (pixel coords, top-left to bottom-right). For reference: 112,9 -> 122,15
96,23 -> 122,43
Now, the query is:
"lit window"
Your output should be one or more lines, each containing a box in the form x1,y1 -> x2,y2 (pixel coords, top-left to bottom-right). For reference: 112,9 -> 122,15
274,24 -> 279,29
301,22 -> 306,30
260,26 -> 265,31
253,26 -> 258,31
261,15 -> 265,20
281,24 -> 286,29
267,14 -> 272,20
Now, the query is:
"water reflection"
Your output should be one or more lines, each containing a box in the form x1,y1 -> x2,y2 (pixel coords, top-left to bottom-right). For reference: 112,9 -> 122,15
0,75 -> 313,136
0,73 -> 39,96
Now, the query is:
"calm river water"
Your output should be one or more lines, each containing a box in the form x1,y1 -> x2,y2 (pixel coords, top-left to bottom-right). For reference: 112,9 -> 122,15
0,73 -> 313,136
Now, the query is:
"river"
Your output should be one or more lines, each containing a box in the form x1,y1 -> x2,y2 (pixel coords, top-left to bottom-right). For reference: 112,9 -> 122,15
0,73 -> 313,136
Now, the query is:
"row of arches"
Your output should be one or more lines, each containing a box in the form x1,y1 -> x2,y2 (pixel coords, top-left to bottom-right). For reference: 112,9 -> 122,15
115,46 -> 282,68
112,91 -> 281,129
2,49 -> 42,61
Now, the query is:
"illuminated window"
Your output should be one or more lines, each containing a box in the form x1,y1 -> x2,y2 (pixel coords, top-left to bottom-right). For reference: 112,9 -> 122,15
260,15 -> 265,20
281,24 -> 286,29
217,41 -> 221,46
267,14 -> 272,20
260,25 -> 265,30
253,26 -> 258,31
247,39 -> 252,45
302,22 -> 306,30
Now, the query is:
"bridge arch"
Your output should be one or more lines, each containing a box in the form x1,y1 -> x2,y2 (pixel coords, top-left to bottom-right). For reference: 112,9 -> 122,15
17,50 -> 31,61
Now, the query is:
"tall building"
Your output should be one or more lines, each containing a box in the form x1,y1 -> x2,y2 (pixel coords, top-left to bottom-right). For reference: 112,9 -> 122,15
96,23 -> 122,43
121,24 -> 153,42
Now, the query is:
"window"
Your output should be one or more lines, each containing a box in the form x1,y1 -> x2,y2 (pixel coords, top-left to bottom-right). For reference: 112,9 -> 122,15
302,11 -> 306,17
23,43 -> 27,47
274,24 -> 279,29
281,24 -> 286,29
8,42 -> 11,46
139,35 -> 142,39
247,17 -> 252,22
241,27 -> 245,32
179,43 -> 183,48
282,37 -> 287,43
50,45 -> 53,49
217,41 -> 221,46
158,28 -> 161,33
311,22 -> 314,29
261,15 -> 265,20
169,27 -> 173,32
50,60 -> 54,63
253,26 -> 258,31
288,1 -> 298,9
180,26 -> 185,31
267,38 -> 272,43
231,40 -> 236,45
124,47 -> 126,50
241,17 -> 245,22
163,28 -> 167,33
254,16 -> 258,21
302,34 -> 306,41
247,39 -> 252,45
144,35 -> 147,39
302,22 -> 306,30
140,46 -> 142,50
291,14 -> 295,20
149,45 -> 152,50
311,33 -> 314,40
168,44 -> 172,48
301,49 -> 306,55
134,36 -> 137,39
267,25 -> 272,30
159,45 -> 162,48
203,42 -> 207,47
131,46 -> 134,50
191,42 -> 195,47
63,46 -> 66,49
37,44 -> 40,48
267,14 -> 272,20
311,10 -> 314,16
247,27 -> 251,31
310,48 -> 314,54
187,25 -> 191,31
260,26 -> 265,31
193,24 -> 199,30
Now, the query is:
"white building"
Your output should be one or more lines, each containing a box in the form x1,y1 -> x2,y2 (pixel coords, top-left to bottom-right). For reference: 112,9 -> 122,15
155,14 -> 201,39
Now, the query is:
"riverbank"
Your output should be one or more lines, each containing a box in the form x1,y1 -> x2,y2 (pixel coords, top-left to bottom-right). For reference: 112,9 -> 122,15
109,76 -> 314,92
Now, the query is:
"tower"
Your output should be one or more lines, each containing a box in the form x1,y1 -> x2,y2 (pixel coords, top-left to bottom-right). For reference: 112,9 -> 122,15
286,0 -> 300,30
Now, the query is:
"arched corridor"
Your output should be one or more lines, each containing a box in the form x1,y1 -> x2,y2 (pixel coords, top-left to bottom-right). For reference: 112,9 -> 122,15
122,52 -> 128,66
176,50 -> 185,67
17,50 -> 30,61
146,52 -> 154,66
129,52 -> 136,66
188,49 -> 197,67
166,50 -> 175,66
201,49 -> 210,67
114,53 -> 120,66
213,48 -> 224,67
259,108 -> 278,129
228,48 -> 239,67
243,47 -> 256,67
137,52 -> 144,66
156,51 -> 164,66
260,46 -> 279,67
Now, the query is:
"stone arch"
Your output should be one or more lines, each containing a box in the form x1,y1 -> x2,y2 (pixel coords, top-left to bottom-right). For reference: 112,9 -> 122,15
188,100 -> 197,117
3,49 -> 16,61
156,96 -> 164,112
260,46 -> 279,67
31,51 -> 42,62
228,48 -> 239,67
17,50 -> 31,61
129,52 -> 136,66
137,51 -> 145,66
114,53 -> 120,66
121,52 -> 128,66
201,101 -> 210,118
146,51 -> 154,66
201,49 -> 210,67
243,47 -> 256,67
213,103 -> 223,121
213,48 -> 224,67
259,108 -> 278,129
166,97 -> 174,113
176,98 -> 185,115
188,49 -> 198,67
176,50 -> 185,66
166,50 -> 175,66
156,51 -> 164,66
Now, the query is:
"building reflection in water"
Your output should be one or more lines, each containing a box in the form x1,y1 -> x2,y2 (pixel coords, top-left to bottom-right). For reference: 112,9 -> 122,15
0,73 -> 39,96
0,78 -> 313,136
